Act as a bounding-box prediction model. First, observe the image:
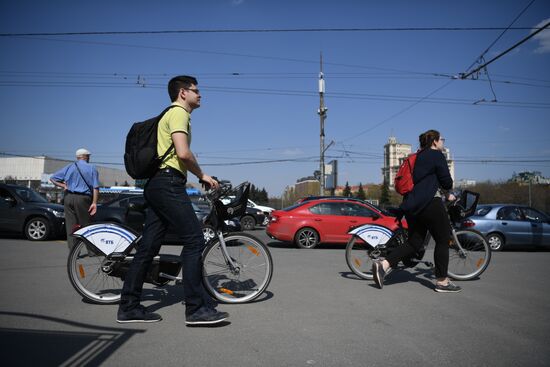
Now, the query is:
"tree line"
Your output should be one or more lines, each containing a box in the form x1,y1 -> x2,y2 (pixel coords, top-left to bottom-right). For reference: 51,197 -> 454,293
272,181 -> 549,213
373,181 -> 549,213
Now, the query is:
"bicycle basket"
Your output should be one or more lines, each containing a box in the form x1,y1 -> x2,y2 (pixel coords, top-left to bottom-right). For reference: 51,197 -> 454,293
214,182 -> 250,221
449,190 -> 480,222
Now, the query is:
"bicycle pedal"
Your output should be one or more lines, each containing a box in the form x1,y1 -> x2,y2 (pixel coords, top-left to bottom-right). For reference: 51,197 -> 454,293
425,262 -> 434,268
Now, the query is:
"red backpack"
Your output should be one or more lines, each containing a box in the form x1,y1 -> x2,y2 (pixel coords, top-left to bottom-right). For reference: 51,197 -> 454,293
394,151 -> 419,195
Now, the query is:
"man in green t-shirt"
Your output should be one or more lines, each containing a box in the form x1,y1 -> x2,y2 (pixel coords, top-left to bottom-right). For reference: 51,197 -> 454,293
117,75 -> 228,325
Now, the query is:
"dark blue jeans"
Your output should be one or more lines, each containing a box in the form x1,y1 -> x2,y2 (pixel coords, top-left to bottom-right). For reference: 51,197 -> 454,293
119,171 -> 208,316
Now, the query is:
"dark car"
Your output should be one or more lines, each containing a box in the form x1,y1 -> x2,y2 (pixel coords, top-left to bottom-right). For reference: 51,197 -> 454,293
460,204 -> 550,251
94,193 -> 210,233
239,207 -> 265,231
0,183 -> 65,241
218,196 -> 265,230
93,193 -> 239,243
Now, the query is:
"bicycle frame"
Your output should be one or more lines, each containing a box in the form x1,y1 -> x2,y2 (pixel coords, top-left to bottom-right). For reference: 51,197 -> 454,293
346,190 -> 490,282
72,182 -> 250,280
73,224 -> 240,284
348,223 -> 434,267
68,181 -> 272,305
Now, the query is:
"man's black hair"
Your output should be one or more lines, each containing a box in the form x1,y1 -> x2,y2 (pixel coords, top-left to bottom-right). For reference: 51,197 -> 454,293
168,75 -> 198,102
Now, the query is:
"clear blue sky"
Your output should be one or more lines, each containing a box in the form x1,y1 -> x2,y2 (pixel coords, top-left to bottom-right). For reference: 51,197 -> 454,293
1,0 -> 549,196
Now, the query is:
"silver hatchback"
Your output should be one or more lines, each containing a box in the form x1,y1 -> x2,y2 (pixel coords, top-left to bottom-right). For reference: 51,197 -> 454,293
460,204 -> 550,251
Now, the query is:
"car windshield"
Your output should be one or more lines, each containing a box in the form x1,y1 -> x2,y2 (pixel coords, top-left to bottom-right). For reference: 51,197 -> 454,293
14,187 -> 48,203
282,202 -> 307,211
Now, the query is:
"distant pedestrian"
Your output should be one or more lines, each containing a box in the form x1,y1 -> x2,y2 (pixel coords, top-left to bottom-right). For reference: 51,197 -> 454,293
373,130 -> 460,293
50,148 -> 99,249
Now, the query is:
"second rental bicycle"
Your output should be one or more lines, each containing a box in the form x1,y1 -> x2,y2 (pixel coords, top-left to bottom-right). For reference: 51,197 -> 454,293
345,190 -> 491,282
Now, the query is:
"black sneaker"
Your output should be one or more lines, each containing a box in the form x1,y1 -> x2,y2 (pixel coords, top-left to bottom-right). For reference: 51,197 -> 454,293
117,305 -> 162,323
185,306 -> 229,326
435,282 -> 462,293
372,260 -> 386,289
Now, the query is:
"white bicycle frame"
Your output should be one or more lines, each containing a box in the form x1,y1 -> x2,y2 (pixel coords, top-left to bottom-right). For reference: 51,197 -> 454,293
72,222 -> 240,281
348,221 -> 469,258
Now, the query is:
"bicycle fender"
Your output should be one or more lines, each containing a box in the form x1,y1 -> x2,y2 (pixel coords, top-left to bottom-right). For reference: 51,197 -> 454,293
348,224 -> 394,248
72,223 -> 137,255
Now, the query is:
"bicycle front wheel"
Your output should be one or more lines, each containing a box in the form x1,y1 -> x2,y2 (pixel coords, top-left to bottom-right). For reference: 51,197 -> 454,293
67,239 -> 123,304
447,229 -> 491,281
202,232 -> 273,303
345,236 -> 375,280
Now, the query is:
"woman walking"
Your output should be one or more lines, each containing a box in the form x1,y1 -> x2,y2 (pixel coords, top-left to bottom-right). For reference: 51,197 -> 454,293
373,130 -> 460,293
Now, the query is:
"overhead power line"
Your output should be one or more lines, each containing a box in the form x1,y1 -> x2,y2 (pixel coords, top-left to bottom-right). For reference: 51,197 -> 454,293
340,79 -> 456,142
0,27 -> 543,37
464,0 -> 537,72
460,21 -> 550,79
1,79 -> 548,109
3,70 -> 550,88
3,151 -> 548,168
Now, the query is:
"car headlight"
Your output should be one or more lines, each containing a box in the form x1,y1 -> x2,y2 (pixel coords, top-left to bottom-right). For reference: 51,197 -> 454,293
49,209 -> 65,218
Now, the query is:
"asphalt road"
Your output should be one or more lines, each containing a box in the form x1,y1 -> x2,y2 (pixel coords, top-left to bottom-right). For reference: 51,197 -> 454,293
1,230 -> 549,367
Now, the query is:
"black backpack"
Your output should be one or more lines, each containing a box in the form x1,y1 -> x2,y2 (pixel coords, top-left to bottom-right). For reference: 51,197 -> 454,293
124,105 -> 181,179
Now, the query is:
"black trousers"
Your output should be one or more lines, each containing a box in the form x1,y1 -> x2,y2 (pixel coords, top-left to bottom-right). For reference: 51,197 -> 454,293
119,170 -> 209,316
386,197 -> 451,279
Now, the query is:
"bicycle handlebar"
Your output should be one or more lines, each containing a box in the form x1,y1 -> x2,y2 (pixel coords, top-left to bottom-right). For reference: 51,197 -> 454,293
200,177 -> 234,202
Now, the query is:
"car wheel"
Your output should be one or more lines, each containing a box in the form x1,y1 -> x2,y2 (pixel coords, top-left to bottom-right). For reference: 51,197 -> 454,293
202,225 -> 216,243
295,227 -> 320,249
487,233 -> 504,251
240,215 -> 256,231
25,217 -> 51,241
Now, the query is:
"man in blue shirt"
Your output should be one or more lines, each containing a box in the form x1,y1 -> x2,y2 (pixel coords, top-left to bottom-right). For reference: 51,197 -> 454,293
50,148 -> 100,249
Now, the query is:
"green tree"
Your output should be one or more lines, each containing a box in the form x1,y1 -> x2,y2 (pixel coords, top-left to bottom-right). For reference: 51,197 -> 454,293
380,179 -> 391,207
247,183 -> 269,204
355,183 -> 366,200
343,181 -> 352,197
249,184 -> 259,202
259,188 -> 269,204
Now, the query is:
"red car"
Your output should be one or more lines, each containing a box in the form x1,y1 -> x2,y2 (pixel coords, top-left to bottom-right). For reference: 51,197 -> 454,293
266,197 -> 403,249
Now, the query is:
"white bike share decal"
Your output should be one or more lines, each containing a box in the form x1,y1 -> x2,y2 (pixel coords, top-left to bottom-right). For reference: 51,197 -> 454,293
73,223 -> 136,255
348,224 -> 393,247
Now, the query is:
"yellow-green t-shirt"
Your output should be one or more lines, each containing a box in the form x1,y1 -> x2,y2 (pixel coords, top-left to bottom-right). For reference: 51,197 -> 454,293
158,102 -> 191,175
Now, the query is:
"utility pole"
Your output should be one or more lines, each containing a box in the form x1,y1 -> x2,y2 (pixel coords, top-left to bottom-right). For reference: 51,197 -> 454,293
318,53 -> 328,195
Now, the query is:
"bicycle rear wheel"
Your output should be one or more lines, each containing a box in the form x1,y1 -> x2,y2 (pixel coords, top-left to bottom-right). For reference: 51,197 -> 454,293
67,239 -> 123,304
202,232 -> 273,303
447,229 -> 491,281
345,236 -> 375,280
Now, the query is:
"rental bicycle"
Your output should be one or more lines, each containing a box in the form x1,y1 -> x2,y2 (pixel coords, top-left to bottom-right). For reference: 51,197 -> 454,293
67,181 -> 273,304
345,190 -> 491,281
